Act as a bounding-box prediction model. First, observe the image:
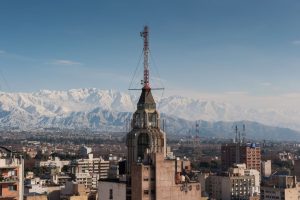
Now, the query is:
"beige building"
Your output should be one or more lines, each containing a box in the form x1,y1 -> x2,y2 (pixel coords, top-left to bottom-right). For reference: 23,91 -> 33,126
261,175 -> 299,200
261,160 -> 271,178
61,181 -> 95,200
206,164 -> 260,200
98,179 -> 126,200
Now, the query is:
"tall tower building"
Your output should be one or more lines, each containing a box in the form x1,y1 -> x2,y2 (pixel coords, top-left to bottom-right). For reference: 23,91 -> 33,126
125,26 -> 201,200
126,25 -> 166,176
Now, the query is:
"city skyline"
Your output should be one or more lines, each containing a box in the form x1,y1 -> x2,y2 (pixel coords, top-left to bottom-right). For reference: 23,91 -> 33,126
1,1 -> 300,109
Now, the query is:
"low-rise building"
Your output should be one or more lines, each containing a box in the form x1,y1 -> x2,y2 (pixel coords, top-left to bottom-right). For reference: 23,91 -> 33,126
261,175 -> 298,200
39,157 -> 70,172
98,179 -> 126,200
207,164 -> 260,200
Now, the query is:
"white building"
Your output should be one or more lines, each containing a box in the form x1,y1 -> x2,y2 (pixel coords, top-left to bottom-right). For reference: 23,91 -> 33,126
75,173 -> 93,189
75,154 -> 109,189
39,157 -> 70,172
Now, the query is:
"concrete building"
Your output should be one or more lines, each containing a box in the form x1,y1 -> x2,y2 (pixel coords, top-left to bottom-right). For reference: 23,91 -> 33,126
39,157 -> 70,172
75,154 -> 109,189
198,172 -> 211,197
261,175 -> 299,200
60,181 -> 95,200
76,173 -> 93,189
261,160 -> 272,178
0,147 -> 24,200
206,164 -> 260,200
53,173 -> 72,186
221,143 -> 261,172
98,179 -> 126,200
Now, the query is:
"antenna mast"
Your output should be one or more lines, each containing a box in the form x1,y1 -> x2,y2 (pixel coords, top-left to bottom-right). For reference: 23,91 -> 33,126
235,125 -> 240,164
140,26 -> 150,89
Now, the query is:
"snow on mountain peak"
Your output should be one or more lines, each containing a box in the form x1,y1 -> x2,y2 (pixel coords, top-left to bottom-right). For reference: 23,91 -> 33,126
0,88 -> 300,131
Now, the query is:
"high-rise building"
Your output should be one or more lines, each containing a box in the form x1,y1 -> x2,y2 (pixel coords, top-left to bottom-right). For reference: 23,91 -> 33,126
221,143 -> 261,172
0,147 -> 24,200
125,26 -> 201,200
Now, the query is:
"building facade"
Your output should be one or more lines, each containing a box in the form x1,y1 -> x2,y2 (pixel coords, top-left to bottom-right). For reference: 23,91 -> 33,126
75,154 -> 109,189
261,175 -> 299,200
261,160 -> 271,178
0,151 -> 24,200
98,179 -> 126,200
207,164 -> 260,200
221,143 -> 261,172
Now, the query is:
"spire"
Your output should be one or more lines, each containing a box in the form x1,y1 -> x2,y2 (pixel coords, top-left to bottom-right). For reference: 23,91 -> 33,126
137,26 -> 156,110
140,26 -> 150,89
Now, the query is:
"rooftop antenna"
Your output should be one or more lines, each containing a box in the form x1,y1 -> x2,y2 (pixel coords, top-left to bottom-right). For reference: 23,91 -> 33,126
129,26 -> 164,91
194,121 -> 200,144
140,26 -> 150,89
235,125 -> 240,164
242,124 -> 246,143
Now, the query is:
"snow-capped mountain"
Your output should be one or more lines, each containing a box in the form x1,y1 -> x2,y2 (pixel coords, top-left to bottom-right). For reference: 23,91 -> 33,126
0,88 -> 300,134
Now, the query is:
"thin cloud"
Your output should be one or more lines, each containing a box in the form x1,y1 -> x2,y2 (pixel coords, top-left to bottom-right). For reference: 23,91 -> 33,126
225,91 -> 249,95
260,82 -> 272,86
292,40 -> 300,45
0,50 -> 6,54
52,59 -> 82,66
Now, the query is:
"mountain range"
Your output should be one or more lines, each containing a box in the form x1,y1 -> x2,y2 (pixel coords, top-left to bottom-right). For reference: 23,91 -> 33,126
0,88 -> 300,140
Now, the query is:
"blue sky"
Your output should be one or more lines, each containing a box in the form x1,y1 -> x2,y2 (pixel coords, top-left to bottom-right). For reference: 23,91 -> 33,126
1,0 -> 300,106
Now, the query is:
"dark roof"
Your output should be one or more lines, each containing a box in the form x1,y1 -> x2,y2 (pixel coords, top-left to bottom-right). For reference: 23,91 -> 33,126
137,88 -> 156,110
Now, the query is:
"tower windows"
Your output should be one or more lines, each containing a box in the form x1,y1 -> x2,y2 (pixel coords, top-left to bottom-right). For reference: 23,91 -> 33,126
137,133 -> 150,160
148,113 -> 157,127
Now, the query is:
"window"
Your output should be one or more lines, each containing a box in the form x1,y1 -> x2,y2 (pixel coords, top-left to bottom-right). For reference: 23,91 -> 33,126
109,189 -> 113,200
144,190 -> 149,195
8,185 -> 17,191
137,133 -> 150,160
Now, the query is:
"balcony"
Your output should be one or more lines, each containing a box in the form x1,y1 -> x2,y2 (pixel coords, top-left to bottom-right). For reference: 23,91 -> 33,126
0,176 -> 19,184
